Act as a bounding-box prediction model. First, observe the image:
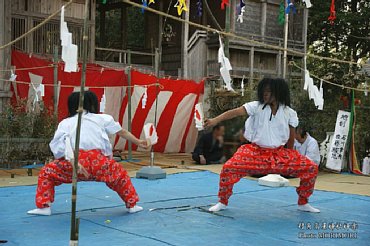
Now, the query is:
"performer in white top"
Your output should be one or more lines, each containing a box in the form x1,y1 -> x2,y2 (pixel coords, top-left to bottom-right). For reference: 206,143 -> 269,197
206,78 -> 320,213
362,154 -> 370,175
28,91 -> 148,216
294,125 -> 321,165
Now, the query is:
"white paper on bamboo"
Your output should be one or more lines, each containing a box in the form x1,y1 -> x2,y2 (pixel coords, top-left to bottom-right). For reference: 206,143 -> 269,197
9,69 -> 17,82
144,123 -> 158,145
303,57 -> 324,110
142,87 -> 148,109
302,0 -> 312,8
60,5 -> 78,73
29,72 -> 44,102
237,4 -> 246,23
194,103 -> 204,131
218,35 -> 234,91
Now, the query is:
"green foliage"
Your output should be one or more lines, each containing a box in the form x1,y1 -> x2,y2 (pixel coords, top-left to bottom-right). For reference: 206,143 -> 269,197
0,99 -> 57,138
294,0 -> 370,159
0,100 -> 57,167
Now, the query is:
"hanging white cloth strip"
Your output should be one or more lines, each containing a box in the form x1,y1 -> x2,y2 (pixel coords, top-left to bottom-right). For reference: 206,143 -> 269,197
60,6 -> 78,73
303,57 -> 324,110
302,0 -> 312,8
241,75 -> 245,96
218,35 -> 234,91
142,87 -> 148,109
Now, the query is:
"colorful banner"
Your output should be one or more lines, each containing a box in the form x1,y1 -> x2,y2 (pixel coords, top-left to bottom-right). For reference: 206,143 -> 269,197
10,50 -> 204,153
326,110 -> 351,172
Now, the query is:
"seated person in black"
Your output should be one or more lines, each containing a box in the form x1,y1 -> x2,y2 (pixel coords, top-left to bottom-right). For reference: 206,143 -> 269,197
192,125 -> 225,164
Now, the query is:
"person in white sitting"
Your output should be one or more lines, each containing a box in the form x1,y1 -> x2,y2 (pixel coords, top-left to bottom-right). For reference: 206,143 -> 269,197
362,153 -> 370,175
294,124 -> 321,165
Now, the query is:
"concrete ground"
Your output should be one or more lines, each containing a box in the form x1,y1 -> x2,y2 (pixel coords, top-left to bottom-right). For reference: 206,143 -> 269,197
1,152 -> 369,197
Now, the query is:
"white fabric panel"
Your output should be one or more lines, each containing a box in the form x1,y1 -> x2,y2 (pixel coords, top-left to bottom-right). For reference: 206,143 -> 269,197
164,94 -> 197,153
185,118 -> 199,153
105,87 -> 126,145
136,91 -> 173,151
115,87 -> 146,150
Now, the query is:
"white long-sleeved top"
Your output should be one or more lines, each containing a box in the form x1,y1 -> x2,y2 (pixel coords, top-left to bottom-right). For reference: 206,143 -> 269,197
295,133 -> 320,165
49,113 -> 122,159
243,101 -> 299,148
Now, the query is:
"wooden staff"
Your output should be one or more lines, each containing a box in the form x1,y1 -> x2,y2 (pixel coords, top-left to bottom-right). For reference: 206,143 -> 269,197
70,0 -> 89,245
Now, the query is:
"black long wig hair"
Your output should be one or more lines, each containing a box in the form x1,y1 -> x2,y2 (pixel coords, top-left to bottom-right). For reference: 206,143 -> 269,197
67,90 -> 99,117
257,78 -> 291,107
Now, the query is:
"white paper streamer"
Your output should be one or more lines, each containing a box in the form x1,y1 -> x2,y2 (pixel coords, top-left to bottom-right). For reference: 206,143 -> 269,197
302,0 -> 312,8
194,103 -> 204,131
142,87 -> 148,109
60,5 -> 78,73
144,123 -> 158,145
241,75 -> 245,96
237,5 -> 246,23
218,35 -> 234,92
303,57 -> 324,110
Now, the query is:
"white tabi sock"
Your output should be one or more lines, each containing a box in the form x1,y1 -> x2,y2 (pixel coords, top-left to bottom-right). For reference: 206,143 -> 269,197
298,204 -> 320,213
27,207 -> 52,216
128,205 -> 143,213
209,202 -> 227,212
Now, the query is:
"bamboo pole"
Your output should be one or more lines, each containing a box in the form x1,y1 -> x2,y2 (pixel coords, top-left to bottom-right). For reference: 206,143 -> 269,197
69,0 -> 89,244
53,45 -> 58,116
282,1 -> 289,79
127,50 -> 132,160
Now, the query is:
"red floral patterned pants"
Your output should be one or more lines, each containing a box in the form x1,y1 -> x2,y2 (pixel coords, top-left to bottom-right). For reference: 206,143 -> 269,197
218,144 -> 318,205
35,150 -> 139,208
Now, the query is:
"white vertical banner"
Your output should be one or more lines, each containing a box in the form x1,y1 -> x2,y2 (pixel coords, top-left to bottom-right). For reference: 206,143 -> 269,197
326,110 -> 351,172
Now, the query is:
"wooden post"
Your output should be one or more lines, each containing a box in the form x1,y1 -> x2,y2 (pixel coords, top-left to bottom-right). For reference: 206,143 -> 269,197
70,0 -> 90,245
89,0 -> 96,62
224,1 -> 231,58
249,46 -> 254,89
302,7 -> 309,87
261,0 -> 267,39
121,5 -> 127,50
127,50 -> 132,160
0,0 -> 11,112
53,46 -> 58,116
182,0 -> 190,78
277,40 -> 282,77
158,0 -> 163,64
282,0 -> 289,79
99,8 -> 106,48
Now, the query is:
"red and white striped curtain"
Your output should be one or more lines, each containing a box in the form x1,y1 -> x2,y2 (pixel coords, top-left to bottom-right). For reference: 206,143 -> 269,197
11,50 -> 204,153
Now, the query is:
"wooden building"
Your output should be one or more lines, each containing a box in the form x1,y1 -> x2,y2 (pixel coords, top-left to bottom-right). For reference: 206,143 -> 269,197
0,0 -> 307,111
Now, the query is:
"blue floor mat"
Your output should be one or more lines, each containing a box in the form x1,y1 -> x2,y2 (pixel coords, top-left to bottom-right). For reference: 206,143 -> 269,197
0,171 -> 369,246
